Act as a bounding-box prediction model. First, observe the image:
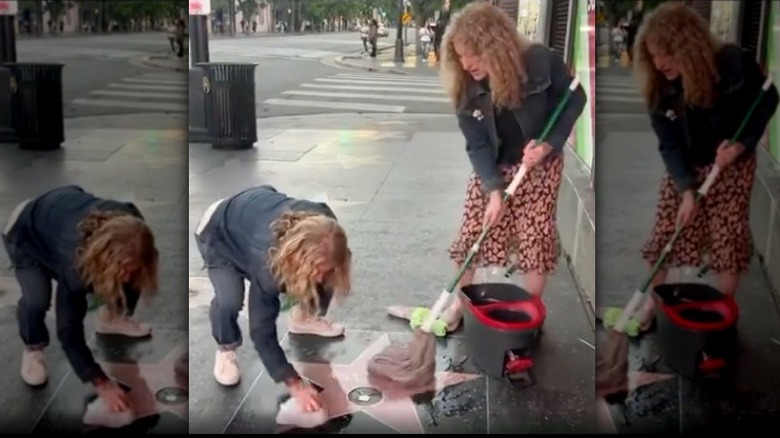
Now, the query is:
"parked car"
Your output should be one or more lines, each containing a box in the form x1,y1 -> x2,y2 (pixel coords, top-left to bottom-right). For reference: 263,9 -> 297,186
378,25 -> 388,37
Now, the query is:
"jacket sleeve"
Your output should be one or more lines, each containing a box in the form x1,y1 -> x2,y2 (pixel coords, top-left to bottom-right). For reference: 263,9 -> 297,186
650,110 -> 697,193
247,276 -> 299,383
55,280 -> 108,384
544,47 -> 587,153
734,50 -> 780,153
457,112 -> 504,194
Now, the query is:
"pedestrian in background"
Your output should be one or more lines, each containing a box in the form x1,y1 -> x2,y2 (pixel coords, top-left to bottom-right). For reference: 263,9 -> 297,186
368,19 -> 379,58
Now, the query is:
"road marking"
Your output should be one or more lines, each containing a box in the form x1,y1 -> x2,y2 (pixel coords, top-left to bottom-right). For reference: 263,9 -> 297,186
90,90 -> 186,99
596,95 -> 644,103
122,77 -> 184,85
301,83 -> 445,94
71,98 -> 187,112
315,77 -> 442,87
109,83 -> 186,91
333,73 -> 441,83
264,98 -> 406,113
282,90 -> 450,103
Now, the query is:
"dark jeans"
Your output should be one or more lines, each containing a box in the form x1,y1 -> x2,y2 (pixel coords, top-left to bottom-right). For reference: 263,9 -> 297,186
13,266 -> 141,350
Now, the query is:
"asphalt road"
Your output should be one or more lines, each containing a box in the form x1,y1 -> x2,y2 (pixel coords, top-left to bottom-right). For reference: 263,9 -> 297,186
13,32 -> 186,118
205,32 -> 451,118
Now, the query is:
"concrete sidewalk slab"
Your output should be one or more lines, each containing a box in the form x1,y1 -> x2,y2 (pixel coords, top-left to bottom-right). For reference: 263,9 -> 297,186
596,119 -> 780,433
0,113 -> 188,433
188,112 -> 596,433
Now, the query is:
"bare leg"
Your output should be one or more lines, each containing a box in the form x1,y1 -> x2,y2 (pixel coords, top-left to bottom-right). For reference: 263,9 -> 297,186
522,272 -> 548,298
440,262 -> 474,331
716,271 -> 740,296
634,264 -> 668,330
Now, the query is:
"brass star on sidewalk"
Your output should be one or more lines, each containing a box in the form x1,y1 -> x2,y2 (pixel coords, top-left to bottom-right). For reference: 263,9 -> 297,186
101,344 -> 188,422
290,333 -> 481,434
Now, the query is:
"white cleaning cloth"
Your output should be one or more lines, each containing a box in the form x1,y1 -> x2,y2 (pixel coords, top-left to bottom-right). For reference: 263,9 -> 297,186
275,397 -> 329,429
83,397 -> 136,429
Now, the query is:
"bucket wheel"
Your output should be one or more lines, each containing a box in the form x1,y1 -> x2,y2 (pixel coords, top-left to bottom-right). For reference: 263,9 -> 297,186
505,352 -> 534,389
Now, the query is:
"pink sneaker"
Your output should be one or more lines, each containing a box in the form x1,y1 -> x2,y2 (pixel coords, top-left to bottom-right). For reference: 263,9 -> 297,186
288,315 -> 344,338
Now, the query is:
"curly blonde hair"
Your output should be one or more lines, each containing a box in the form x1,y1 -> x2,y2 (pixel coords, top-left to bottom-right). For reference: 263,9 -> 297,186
633,2 -> 721,109
441,1 -> 529,109
75,211 -> 159,320
268,211 -> 351,315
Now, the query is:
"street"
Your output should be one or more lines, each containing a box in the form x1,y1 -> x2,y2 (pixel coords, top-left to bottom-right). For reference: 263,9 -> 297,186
0,33 -> 188,433
188,108 -> 596,433
15,32 -> 186,117
205,32 -> 450,117
594,66 -> 780,433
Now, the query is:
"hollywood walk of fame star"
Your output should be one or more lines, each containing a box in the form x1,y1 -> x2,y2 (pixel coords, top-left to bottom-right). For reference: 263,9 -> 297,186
289,333 -> 482,434
100,343 -> 188,422
597,370 -> 676,432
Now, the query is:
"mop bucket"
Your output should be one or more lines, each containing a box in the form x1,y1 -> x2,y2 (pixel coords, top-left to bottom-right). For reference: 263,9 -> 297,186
653,283 -> 739,379
460,283 -> 546,387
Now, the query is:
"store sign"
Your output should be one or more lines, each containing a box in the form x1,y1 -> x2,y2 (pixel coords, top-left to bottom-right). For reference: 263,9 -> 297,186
0,1 -> 18,15
189,0 -> 211,16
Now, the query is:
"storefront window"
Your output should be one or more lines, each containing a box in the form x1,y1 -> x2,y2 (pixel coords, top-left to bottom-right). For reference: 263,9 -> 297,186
570,0 -> 595,175
768,1 -> 780,163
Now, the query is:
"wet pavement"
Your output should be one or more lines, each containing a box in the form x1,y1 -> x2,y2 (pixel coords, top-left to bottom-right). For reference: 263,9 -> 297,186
188,113 -> 596,434
0,113 -> 189,433
595,115 -> 780,433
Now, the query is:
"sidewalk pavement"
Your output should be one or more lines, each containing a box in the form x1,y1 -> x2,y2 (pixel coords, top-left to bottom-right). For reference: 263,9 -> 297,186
332,43 -> 440,76
188,113 -> 595,434
0,113 -> 188,433
596,117 -> 780,433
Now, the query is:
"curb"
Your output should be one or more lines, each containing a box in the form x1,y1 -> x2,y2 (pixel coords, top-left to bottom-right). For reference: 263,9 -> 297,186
329,44 -> 413,75
333,55 -> 409,75
139,54 -> 188,72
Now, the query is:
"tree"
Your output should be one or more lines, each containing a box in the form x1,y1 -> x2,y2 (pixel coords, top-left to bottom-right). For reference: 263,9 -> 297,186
43,0 -> 73,32
599,0 -> 668,26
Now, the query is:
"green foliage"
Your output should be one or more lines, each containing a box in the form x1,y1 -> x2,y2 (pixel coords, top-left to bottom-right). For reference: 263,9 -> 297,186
43,0 -> 73,21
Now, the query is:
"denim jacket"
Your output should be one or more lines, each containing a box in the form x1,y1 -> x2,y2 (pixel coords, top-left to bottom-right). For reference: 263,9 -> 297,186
455,43 -> 588,194
650,43 -> 780,193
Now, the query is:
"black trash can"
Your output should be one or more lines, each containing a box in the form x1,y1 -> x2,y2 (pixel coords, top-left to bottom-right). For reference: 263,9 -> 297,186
198,62 -> 258,150
3,63 -> 65,150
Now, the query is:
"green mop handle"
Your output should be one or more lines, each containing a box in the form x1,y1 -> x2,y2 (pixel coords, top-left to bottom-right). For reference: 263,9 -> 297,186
421,77 -> 582,332
613,77 -> 774,332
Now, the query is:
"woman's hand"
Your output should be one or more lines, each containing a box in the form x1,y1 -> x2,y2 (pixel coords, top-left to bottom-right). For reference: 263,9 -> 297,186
676,190 -> 697,228
287,378 -> 324,413
483,190 -> 504,228
522,140 -> 553,168
714,140 -> 745,169
94,379 -> 131,413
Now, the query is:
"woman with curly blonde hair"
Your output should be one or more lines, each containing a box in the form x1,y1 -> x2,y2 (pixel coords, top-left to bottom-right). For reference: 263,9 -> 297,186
2,185 -> 159,418
620,2 -> 779,333
194,185 -> 352,415
389,1 -> 585,333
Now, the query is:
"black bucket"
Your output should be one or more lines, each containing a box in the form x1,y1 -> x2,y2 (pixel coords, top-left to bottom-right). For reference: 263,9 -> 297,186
460,283 -> 545,379
653,283 -> 738,378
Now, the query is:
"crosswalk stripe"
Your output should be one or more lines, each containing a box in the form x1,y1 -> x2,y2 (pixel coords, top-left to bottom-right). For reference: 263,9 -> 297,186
122,77 -> 185,85
108,83 -> 185,91
300,83 -> 446,94
282,90 -> 451,103
332,74 -> 441,84
314,77 -> 443,87
264,98 -> 406,113
334,72 -> 441,81
89,90 -> 186,99
71,99 -> 186,112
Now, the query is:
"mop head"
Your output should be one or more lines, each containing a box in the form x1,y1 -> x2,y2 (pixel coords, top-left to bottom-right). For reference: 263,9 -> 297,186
600,307 -> 641,338
408,308 -> 448,337
595,329 -> 630,398
83,396 -> 136,428
275,396 -> 329,428
366,329 -> 438,390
